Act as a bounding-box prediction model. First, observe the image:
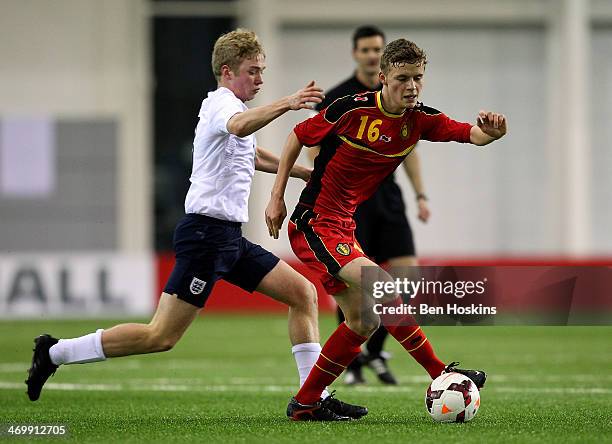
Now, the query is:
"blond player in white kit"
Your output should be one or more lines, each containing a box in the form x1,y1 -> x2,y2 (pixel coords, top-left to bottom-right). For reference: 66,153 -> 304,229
26,29 -> 364,421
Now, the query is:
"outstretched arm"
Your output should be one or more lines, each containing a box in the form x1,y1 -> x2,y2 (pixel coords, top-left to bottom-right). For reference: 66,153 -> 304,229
401,151 -> 430,223
227,81 -> 324,137
470,110 -> 507,146
255,146 -> 311,181
265,131 -> 304,239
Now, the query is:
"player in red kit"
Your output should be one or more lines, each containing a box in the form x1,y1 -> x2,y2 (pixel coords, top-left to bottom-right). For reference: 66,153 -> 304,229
266,38 -> 507,421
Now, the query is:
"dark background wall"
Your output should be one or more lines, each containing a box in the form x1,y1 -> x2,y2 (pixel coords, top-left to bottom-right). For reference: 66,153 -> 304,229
153,15 -> 236,250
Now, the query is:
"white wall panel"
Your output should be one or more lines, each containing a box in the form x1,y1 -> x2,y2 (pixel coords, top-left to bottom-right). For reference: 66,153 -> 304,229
591,27 -> 612,253
0,0 -> 151,253
246,25 -> 548,256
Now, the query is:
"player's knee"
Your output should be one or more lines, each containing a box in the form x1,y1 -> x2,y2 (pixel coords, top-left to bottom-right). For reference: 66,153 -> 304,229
380,292 -> 401,305
152,336 -> 177,353
362,313 -> 381,336
291,279 -> 318,312
146,327 -> 179,353
303,281 -> 318,310
347,312 -> 380,337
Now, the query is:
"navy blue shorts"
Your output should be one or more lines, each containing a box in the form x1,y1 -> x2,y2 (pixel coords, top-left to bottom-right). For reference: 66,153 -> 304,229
163,214 -> 280,308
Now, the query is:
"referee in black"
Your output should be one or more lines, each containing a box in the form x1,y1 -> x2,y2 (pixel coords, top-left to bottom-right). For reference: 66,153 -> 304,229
308,26 -> 431,385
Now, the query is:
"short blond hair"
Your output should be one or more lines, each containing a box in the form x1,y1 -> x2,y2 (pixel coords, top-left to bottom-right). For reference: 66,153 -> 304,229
380,39 -> 427,74
212,29 -> 264,81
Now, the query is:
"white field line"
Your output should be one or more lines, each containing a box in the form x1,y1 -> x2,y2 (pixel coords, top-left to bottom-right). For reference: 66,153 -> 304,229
493,387 -> 612,394
1,381 -> 611,395
0,360 -> 270,372
0,381 -> 294,393
3,361 -> 612,384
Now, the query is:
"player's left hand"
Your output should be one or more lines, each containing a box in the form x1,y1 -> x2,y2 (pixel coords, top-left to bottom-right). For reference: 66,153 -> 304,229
299,167 -> 312,182
300,168 -> 312,182
417,198 -> 430,223
477,110 -> 507,139
265,197 -> 287,239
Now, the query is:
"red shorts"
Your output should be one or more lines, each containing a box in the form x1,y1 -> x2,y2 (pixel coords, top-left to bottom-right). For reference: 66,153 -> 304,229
288,206 -> 367,295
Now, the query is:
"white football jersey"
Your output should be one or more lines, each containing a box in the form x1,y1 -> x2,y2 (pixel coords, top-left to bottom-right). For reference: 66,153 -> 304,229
184,87 -> 256,222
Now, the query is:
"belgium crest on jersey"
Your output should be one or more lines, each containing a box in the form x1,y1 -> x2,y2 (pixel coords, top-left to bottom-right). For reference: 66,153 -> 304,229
401,123 -> 410,139
336,243 -> 351,256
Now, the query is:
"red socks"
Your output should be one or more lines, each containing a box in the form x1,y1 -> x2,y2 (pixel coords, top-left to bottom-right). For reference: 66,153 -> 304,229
295,299 -> 445,405
295,322 -> 367,405
381,298 -> 446,379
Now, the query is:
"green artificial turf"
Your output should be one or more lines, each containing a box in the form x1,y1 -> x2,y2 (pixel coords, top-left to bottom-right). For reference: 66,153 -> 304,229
1,316 -> 610,443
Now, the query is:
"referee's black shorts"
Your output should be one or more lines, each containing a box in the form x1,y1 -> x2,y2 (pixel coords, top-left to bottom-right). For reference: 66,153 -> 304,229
354,177 -> 415,264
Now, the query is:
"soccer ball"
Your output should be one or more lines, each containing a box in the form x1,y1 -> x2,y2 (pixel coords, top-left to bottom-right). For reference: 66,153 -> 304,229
425,372 -> 480,423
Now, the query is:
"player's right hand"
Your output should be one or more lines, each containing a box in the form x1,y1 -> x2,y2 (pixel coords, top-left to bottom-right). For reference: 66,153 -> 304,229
287,80 -> 324,111
265,197 -> 287,239
417,199 -> 431,223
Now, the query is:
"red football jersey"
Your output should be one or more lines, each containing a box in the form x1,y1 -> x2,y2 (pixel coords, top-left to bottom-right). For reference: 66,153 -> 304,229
294,91 -> 472,219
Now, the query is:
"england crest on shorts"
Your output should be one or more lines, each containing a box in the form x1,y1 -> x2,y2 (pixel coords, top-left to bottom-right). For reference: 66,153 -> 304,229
190,277 -> 206,295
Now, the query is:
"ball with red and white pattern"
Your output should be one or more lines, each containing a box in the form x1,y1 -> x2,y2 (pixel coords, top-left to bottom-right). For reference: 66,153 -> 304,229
425,372 -> 480,423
